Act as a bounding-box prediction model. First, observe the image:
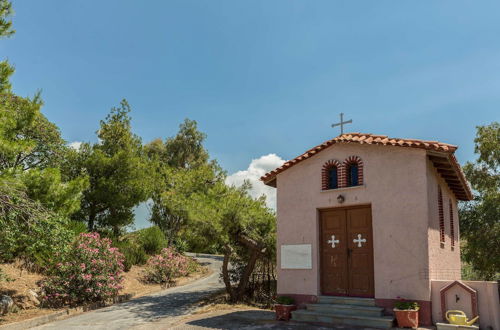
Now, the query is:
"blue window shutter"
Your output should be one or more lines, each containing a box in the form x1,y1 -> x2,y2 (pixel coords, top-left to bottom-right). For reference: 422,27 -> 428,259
328,167 -> 338,189
348,164 -> 359,186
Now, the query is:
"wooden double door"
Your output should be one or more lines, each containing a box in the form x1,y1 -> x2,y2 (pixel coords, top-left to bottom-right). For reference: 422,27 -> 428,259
320,206 -> 374,297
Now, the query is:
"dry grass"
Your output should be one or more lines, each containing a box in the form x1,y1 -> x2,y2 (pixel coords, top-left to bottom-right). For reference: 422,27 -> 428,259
0,261 -> 43,298
0,262 -> 56,325
191,290 -> 272,316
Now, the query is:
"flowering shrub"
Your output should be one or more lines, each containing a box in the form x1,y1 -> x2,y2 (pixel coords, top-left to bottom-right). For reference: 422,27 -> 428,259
143,247 -> 200,285
40,233 -> 125,307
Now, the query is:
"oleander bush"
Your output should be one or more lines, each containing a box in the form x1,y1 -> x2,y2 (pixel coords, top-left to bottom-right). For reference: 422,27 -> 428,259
142,247 -> 200,286
40,232 -> 125,307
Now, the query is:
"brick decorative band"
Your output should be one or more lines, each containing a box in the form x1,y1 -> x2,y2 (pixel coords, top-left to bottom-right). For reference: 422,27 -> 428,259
322,156 -> 364,191
343,155 -> 364,187
321,159 -> 341,190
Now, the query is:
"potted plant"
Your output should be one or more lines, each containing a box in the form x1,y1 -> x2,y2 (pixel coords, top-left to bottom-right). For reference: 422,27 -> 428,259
274,296 -> 296,321
393,298 -> 420,329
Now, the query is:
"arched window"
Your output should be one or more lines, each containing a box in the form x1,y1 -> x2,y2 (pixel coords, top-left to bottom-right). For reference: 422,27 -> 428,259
347,163 -> 359,186
322,160 -> 341,190
343,156 -> 363,187
328,166 -> 338,189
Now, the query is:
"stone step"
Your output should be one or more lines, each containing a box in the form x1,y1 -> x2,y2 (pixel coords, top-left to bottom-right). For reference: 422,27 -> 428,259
291,309 -> 394,329
317,295 -> 376,306
306,303 -> 384,317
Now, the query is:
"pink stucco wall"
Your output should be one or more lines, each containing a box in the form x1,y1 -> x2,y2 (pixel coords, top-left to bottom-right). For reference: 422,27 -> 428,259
426,160 -> 462,281
276,143 -> 441,302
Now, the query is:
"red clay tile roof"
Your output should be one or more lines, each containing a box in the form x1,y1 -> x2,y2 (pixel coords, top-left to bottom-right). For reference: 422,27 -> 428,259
261,132 -> 472,201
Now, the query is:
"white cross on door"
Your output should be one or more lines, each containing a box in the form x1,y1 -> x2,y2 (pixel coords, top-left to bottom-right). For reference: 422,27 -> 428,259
327,235 -> 340,248
353,234 -> 367,247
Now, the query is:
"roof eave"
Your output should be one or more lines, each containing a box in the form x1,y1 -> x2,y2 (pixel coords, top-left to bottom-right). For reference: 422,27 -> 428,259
427,152 -> 473,201
263,177 -> 276,188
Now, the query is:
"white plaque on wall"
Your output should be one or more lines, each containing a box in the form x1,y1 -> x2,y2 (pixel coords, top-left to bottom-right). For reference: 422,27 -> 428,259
280,244 -> 312,269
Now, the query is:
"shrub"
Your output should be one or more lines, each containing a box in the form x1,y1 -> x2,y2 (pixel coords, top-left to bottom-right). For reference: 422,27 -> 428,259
0,183 -> 73,270
40,232 -> 124,307
394,298 -> 419,310
276,296 -> 295,305
112,239 -> 147,272
65,220 -> 88,236
143,247 -> 200,286
137,226 -> 168,255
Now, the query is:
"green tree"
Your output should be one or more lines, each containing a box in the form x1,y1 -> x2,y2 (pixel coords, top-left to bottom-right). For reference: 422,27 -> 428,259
0,0 -> 83,270
183,180 -> 276,302
149,165 -> 220,247
0,0 -> 13,39
0,94 -> 88,217
20,168 -> 88,218
0,0 -> 14,93
163,119 -> 209,169
0,179 -> 73,269
147,119 -> 276,302
0,94 -> 67,171
460,122 -> 500,280
70,100 -> 152,233
145,119 -> 223,247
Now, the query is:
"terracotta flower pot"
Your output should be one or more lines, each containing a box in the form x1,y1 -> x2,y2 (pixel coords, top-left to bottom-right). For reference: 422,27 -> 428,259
394,308 -> 419,329
275,304 -> 297,321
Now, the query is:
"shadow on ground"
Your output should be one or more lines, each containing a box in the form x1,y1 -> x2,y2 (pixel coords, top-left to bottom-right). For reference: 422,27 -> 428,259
90,287 -> 222,323
181,310 -> 373,330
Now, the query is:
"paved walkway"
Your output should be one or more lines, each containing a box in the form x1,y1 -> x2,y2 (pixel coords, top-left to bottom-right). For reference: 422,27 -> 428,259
30,255 -> 388,330
33,254 -> 224,330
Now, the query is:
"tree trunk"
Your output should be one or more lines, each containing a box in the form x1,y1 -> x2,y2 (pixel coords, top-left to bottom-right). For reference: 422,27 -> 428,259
88,211 -> 95,232
234,247 -> 260,301
222,244 -> 236,301
224,233 -> 265,302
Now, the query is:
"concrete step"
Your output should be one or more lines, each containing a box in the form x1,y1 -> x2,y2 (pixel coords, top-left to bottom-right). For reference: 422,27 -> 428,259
306,303 -> 384,317
317,295 -> 376,306
291,309 -> 394,329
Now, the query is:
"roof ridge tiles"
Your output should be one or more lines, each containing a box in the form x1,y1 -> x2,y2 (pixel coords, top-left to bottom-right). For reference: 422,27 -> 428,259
261,132 -> 463,185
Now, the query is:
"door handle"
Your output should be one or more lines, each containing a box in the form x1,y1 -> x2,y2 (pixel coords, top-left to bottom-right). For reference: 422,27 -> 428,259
348,248 -> 352,258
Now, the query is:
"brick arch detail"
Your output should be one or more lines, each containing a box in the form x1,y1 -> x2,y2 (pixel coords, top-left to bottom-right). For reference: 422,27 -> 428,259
321,159 -> 341,190
343,156 -> 364,187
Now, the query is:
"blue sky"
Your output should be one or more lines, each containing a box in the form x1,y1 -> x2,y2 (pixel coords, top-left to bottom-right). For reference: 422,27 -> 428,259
2,1 -> 499,228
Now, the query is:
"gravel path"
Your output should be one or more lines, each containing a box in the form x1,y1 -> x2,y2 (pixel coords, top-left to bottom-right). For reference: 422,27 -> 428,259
32,254 -> 224,330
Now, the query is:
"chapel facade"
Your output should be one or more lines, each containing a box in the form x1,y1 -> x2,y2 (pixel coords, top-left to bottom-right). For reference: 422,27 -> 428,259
261,133 -> 473,326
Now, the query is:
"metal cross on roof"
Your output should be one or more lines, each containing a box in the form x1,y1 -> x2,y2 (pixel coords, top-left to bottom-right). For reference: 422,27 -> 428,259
331,113 -> 352,135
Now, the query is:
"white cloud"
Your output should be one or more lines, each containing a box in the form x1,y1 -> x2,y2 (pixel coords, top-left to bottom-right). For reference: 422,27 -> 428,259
226,154 -> 286,209
68,141 -> 82,150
